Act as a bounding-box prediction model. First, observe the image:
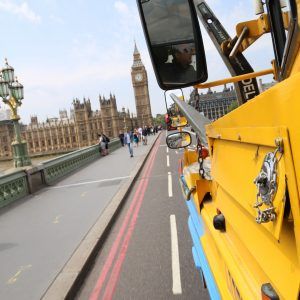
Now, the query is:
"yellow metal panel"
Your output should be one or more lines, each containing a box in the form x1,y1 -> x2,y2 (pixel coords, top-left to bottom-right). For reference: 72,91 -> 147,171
200,74 -> 300,298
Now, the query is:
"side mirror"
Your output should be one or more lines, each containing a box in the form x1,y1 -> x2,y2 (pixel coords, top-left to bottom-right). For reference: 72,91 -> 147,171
137,0 -> 207,90
166,131 -> 192,149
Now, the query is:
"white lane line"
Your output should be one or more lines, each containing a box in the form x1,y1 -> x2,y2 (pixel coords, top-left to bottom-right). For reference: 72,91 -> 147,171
167,155 -> 170,167
48,175 -> 131,189
168,172 -> 173,197
166,147 -> 169,153
170,215 -> 182,295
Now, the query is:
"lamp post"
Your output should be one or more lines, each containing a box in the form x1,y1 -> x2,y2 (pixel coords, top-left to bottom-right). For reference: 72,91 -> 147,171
123,115 -> 127,132
0,59 -> 31,167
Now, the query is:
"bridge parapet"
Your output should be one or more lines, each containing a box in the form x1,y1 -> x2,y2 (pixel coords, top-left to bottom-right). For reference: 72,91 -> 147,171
0,138 -> 121,208
0,170 -> 28,208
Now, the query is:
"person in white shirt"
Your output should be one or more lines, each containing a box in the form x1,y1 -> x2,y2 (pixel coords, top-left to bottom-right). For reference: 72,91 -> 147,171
138,127 -> 143,142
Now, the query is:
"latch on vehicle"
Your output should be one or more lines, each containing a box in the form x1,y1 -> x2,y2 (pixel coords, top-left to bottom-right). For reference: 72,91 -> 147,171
253,138 -> 283,224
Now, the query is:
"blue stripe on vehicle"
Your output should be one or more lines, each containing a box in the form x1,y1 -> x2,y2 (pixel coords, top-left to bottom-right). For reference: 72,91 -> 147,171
181,176 -> 221,300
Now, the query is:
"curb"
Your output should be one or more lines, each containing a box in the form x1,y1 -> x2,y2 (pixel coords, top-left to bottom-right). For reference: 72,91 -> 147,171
41,132 -> 161,300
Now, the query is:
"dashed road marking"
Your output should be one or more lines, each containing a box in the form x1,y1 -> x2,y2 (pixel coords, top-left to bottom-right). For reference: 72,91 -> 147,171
168,172 -> 173,197
167,155 -> 170,167
170,215 -> 182,295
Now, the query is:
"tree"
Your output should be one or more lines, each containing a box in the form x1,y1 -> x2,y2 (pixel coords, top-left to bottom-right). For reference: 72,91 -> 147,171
227,100 -> 238,113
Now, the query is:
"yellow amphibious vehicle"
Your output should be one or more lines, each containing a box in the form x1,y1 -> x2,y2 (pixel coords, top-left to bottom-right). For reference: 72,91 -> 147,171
137,0 -> 300,299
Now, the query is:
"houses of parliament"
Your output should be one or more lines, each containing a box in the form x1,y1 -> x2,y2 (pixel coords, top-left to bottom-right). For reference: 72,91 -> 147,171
0,44 -> 153,160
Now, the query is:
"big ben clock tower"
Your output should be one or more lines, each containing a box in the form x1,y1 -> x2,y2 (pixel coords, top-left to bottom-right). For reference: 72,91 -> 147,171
131,43 -> 153,127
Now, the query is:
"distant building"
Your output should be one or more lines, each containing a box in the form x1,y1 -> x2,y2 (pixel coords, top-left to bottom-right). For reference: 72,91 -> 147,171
0,95 -> 137,160
131,43 -> 153,127
189,85 -> 237,120
0,44 -> 153,160
189,80 -> 277,120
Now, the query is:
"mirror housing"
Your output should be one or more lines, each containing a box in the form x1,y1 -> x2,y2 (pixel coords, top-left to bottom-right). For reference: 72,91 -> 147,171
166,131 -> 192,149
137,0 -> 208,90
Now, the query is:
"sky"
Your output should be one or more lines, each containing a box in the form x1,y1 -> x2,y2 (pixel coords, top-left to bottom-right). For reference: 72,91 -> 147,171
0,0 -> 275,124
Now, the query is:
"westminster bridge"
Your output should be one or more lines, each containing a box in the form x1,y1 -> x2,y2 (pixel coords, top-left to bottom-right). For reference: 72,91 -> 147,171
0,132 -> 209,300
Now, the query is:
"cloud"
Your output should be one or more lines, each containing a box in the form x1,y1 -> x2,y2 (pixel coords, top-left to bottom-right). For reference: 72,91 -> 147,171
114,1 -> 130,15
0,1 -> 41,23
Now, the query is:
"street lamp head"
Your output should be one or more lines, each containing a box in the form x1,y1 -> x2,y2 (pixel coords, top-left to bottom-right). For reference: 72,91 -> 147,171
0,75 -> 9,98
2,59 -> 14,83
10,77 -> 24,101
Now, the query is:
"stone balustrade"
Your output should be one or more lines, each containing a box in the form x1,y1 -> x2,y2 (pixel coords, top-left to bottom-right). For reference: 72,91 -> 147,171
0,138 -> 121,209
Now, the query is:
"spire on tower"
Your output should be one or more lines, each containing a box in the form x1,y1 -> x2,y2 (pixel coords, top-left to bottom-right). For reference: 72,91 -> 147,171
132,41 -> 143,68
134,40 -> 139,55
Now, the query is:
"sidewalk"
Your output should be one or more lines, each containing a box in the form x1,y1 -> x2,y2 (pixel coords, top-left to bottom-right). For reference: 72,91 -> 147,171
0,133 -> 160,300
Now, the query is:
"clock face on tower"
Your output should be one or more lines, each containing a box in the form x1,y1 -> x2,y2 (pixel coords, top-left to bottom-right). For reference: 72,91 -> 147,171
135,73 -> 143,82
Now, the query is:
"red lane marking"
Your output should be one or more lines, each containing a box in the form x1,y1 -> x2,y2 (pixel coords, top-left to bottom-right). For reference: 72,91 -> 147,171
89,136 -> 161,300
102,143 -> 159,300
102,176 -> 150,299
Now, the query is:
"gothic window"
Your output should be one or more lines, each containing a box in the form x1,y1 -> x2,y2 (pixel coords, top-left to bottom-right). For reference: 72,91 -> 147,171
107,121 -> 111,128
30,142 -> 33,148
66,137 -> 70,143
72,136 -> 76,142
35,141 -> 39,147
82,135 -> 87,141
42,141 -> 45,147
60,138 -> 64,143
54,139 -> 57,145
48,140 -> 51,145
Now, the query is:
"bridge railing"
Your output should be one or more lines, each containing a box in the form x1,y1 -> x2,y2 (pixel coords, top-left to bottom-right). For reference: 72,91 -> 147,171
0,138 -> 121,209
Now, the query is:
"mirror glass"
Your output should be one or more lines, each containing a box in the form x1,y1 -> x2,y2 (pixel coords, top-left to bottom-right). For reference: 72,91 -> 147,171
138,0 -> 207,90
166,131 -> 192,149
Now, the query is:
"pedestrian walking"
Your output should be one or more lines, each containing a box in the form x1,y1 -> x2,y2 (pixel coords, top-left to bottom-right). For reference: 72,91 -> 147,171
124,131 -> 133,157
98,134 -> 106,156
142,126 -> 148,145
102,133 -> 110,155
119,131 -> 124,146
133,130 -> 139,147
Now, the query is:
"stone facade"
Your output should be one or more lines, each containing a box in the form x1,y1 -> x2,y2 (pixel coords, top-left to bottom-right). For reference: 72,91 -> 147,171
0,43 -> 153,160
131,43 -> 153,127
0,95 -> 136,160
189,85 -> 237,120
189,81 -> 277,121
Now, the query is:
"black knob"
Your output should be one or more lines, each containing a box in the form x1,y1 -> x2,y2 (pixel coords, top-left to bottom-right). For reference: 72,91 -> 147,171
213,214 -> 226,232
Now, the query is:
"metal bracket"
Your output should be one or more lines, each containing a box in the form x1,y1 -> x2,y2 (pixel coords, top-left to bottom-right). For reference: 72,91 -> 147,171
253,138 -> 283,224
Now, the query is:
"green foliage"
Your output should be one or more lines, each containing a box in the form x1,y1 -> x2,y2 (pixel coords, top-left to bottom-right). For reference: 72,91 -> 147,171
153,114 -> 165,127
227,100 -> 238,113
